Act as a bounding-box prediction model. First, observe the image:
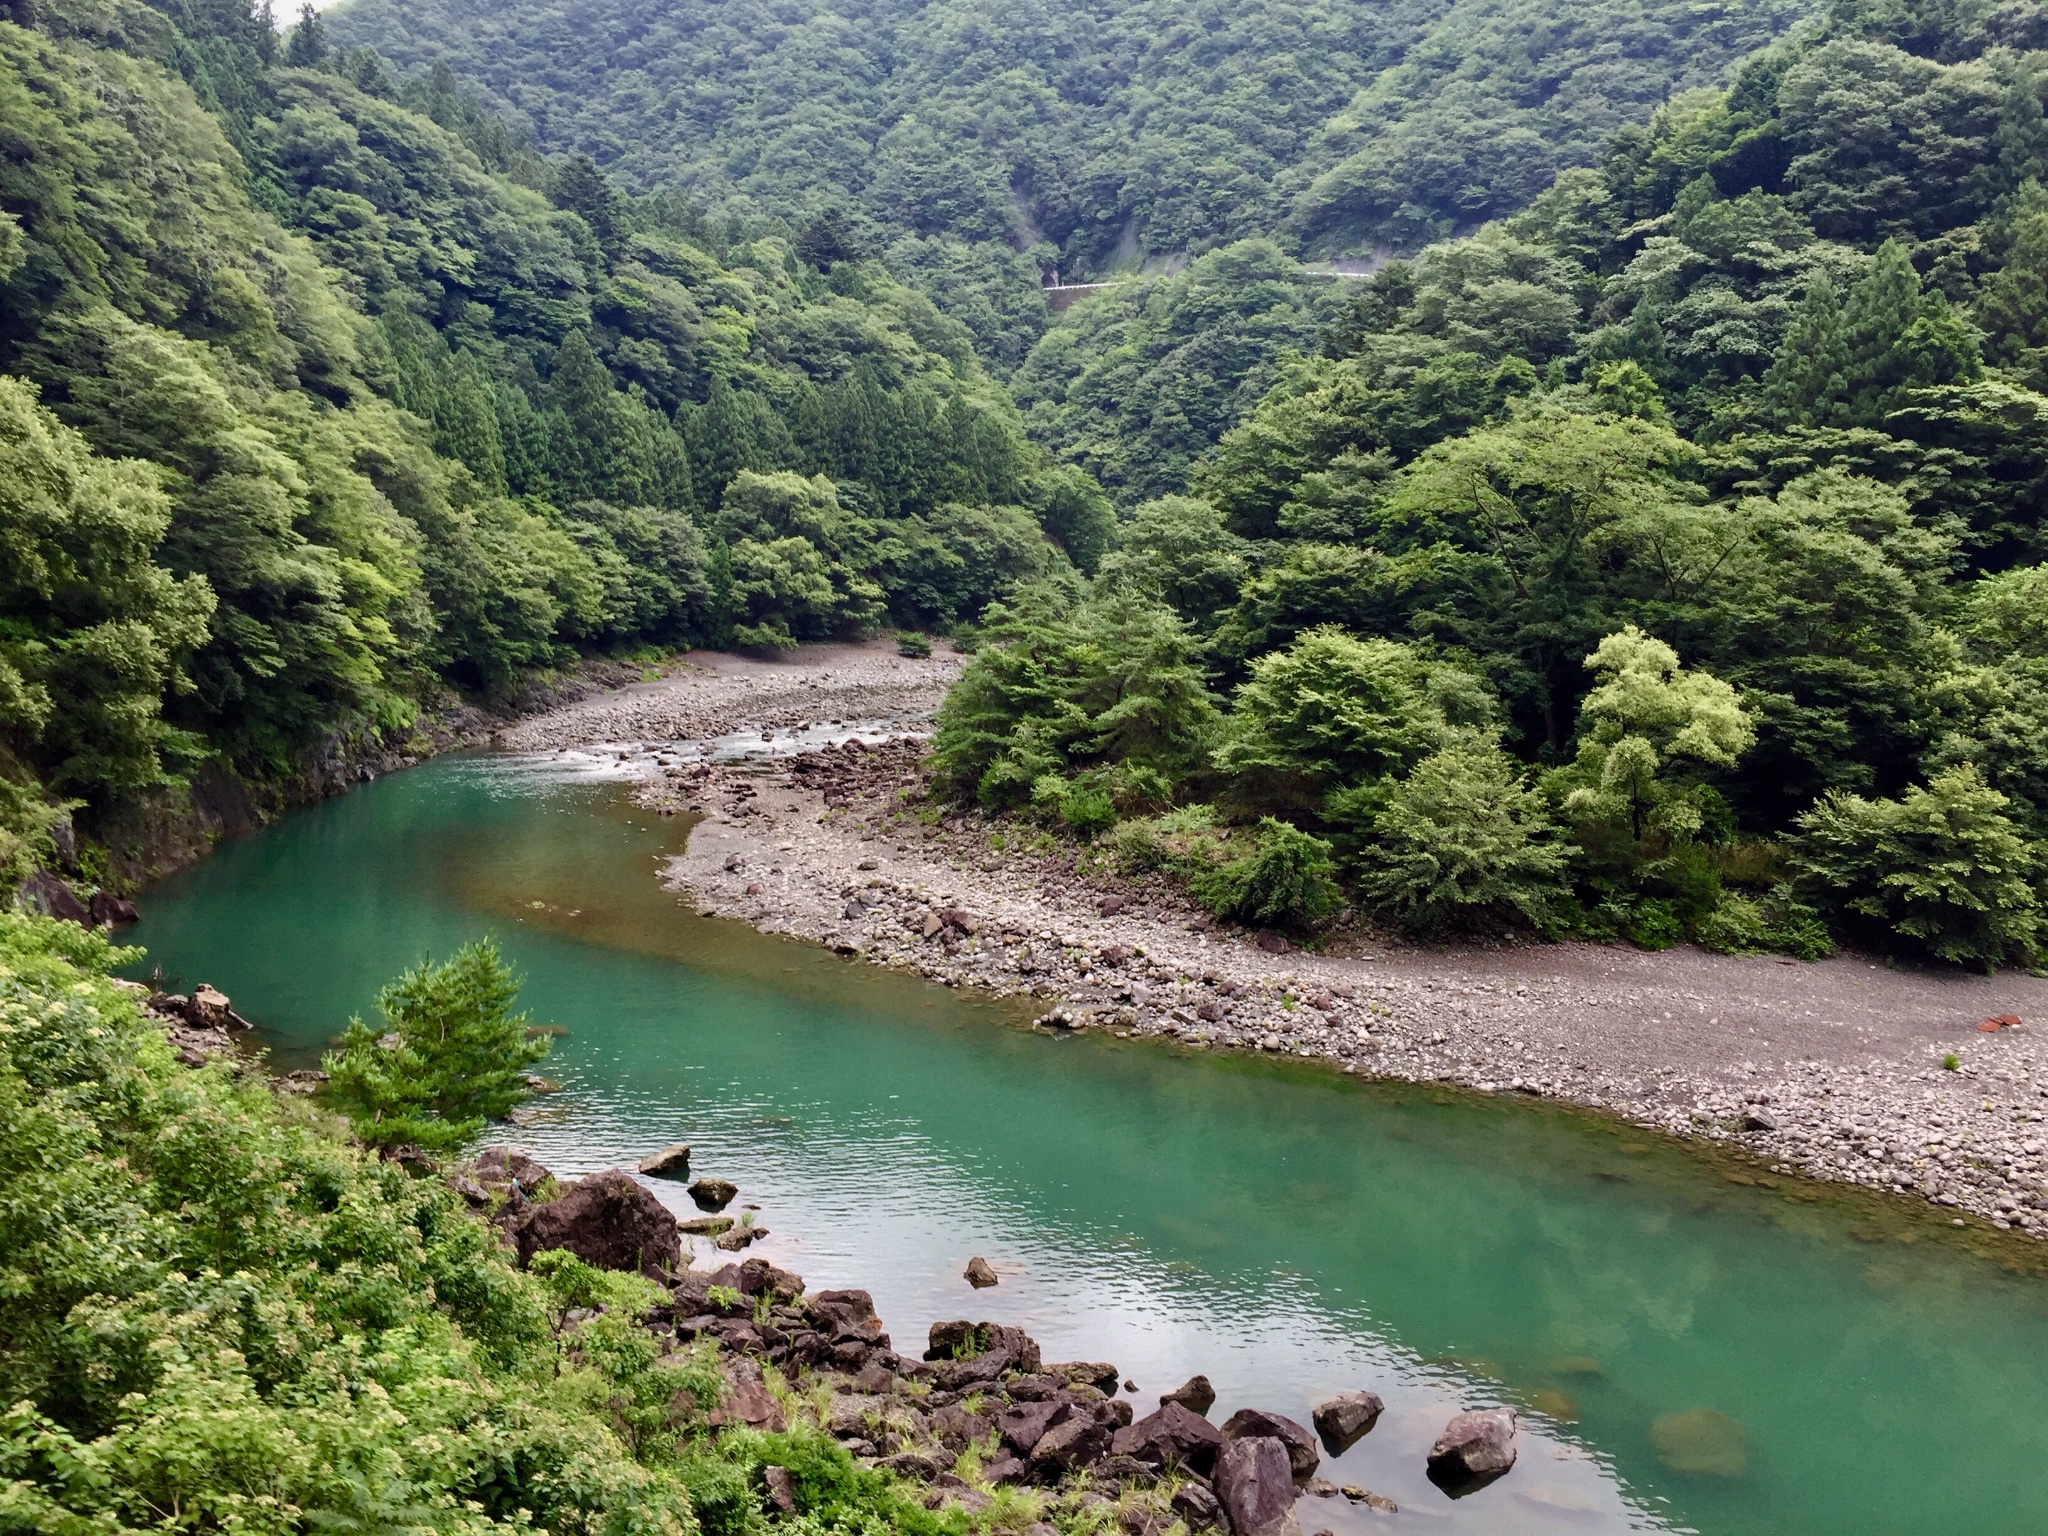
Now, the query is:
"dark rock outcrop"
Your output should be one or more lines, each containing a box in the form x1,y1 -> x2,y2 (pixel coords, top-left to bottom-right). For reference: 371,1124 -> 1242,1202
1425,1409 -> 1518,1497
1221,1408 -> 1319,1480
1160,1374 -> 1216,1416
964,1255 -> 999,1288
1212,1437 -> 1301,1536
515,1169 -> 681,1277
89,891 -> 138,927
1311,1391 -> 1384,1455
1110,1402 -> 1225,1474
22,870 -> 90,925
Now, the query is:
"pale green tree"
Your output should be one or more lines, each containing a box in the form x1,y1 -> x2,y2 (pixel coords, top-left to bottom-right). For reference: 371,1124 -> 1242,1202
1559,626 -> 1753,839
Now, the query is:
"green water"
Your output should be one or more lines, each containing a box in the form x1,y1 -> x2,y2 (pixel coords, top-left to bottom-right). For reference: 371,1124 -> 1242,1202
129,755 -> 2048,1535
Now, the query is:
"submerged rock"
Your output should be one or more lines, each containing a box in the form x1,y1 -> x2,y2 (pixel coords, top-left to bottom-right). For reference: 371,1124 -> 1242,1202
515,1169 -> 681,1277
1212,1437 -> 1301,1536
1650,1408 -> 1750,1478
1425,1409 -> 1518,1497
1311,1391 -> 1384,1455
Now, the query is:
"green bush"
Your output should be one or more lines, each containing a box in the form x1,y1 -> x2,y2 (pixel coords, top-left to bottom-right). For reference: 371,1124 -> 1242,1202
1192,817 -> 1344,928
1695,891 -> 1835,961
1625,899 -> 1685,950
898,631 -> 934,657
1791,765 -> 2047,969
1343,738 -> 1571,936
322,939 -> 550,1151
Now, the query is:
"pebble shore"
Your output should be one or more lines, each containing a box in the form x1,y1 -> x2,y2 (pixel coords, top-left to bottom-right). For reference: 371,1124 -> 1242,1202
508,643 -> 2048,1241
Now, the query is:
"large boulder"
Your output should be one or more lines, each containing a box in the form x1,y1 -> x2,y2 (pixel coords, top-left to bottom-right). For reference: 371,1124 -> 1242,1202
1425,1409 -> 1517,1497
516,1169 -> 681,1277
935,1349 -> 1011,1390
1170,1479 -> 1223,1529
1221,1408 -> 1319,1481
1211,1437 -> 1301,1536
186,985 -> 238,1031
638,1144 -> 692,1177
1027,1413 -> 1110,1479
924,1319 -> 1041,1372
1110,1402 -> 1225,1475
1159,1374 -> 1216,1416
22,871 -> 89,925
1312,1391 -> 1384,1455
715,1356 -> 785,1432
477,1146 -> 553,1192
737,1256 -> 805,1301
1048,1360 -> 1120,1392
688,1176 -> 737,1210
998,1401 -> 1068,1457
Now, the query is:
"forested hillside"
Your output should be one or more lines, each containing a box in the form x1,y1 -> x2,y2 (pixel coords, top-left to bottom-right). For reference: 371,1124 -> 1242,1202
935,0 -> 2048,968
0,0 -> 1098,883
330,0 -> 1811,368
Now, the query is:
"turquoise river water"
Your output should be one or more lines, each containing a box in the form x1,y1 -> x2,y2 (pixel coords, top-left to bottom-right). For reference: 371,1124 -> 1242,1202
127,754 -> 2048,1535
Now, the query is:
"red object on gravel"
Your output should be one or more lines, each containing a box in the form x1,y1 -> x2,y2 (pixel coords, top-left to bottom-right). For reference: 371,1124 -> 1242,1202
1977,1014 -> 2022,1032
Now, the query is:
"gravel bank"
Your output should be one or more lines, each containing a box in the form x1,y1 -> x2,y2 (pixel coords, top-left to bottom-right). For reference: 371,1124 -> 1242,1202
526,643 -> 2048,1240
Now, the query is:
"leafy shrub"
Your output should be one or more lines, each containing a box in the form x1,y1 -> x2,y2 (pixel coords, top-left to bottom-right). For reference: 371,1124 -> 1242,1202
1107,803 -> 1220,872
1191,817 -> 1344,928
1625,898 -> 1684,950
933,590 -> 1219,809
1695,891 -> 1835,961
1791,765 -> 2047,968
1060,780 -> 1118,837
1215,627 -> 1487,804
323,938 -> 550,1151
1342,738 -> 1570,936
897,631 -> 933,657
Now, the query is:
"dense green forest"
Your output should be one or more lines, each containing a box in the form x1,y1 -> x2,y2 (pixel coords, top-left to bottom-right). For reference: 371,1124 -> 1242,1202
330,0 -> 1811,369
0,0 -> 1104,881
931,0 -> 2048,968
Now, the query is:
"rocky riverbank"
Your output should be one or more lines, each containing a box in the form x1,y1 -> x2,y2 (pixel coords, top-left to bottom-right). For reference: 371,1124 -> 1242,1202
466,1144 -> 1521,1532
511,641 -> 2048,1241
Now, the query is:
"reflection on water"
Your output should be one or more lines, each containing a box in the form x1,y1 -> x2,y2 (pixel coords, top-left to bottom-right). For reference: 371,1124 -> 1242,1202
129,754 -> 2048,1536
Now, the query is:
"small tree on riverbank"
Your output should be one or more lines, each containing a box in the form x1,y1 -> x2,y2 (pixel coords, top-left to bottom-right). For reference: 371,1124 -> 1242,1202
324,939 -> 550,1152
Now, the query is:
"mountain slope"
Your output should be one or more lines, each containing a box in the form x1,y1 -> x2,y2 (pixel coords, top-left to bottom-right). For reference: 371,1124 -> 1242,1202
329,0 -> 1814,365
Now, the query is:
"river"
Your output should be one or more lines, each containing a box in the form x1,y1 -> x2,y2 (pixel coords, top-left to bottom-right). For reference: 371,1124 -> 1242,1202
128,753 -> 2048,1535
